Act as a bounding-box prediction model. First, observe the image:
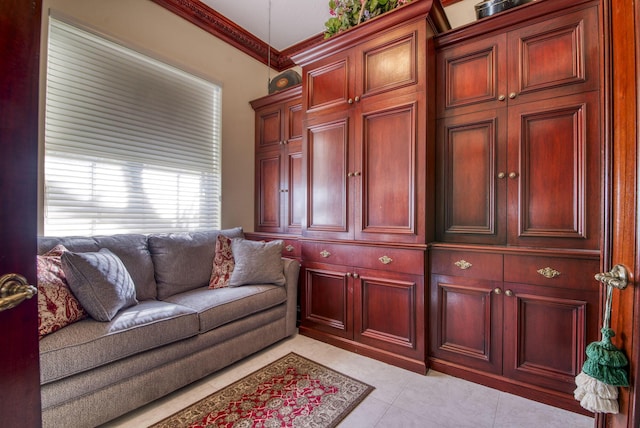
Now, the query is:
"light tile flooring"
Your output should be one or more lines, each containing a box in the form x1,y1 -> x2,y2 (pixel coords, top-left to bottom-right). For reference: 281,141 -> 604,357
101,333 -> 594,428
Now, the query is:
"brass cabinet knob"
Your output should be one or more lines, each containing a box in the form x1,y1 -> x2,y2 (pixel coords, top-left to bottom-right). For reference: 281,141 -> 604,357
508,172 -> 518,179
354,96 -> 360,102
348,98 -> 354,104
494,287 -> 502,295
346,272 -> 352,277
353,273 -> 359,279
537,267 -> 561,279
354,171 -> 361,176
347,172 -> 354,177
454,260 -> 472,270
498,95 -> 506,101
505,289 -> 514,297
497,172 -> 506,179
509,92 -> 517,99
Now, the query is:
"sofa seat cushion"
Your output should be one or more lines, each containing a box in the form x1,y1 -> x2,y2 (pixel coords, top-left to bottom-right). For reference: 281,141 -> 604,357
163,284 -> 287,333
39,300 -> 199,384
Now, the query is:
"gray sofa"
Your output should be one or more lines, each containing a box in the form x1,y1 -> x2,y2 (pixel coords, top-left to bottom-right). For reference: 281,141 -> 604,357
37,228 -> 299,428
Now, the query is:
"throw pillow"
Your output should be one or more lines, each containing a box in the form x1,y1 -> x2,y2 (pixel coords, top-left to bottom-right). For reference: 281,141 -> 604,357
37,244 -> 88,339
228,239 -> 285,287
61,248 -> 138,322
209,234 -> 234,289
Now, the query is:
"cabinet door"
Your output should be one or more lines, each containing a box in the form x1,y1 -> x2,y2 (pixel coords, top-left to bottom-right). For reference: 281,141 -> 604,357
256,104 -> 283,150
304,111 -> 354,240
301,261 -> 353,339
304,51 -> 354,115
436,109 -> 507,244
356,94 -> 425,243
502,282 -> 599,394
354,267 -> 424,360
430,274 -> 503,374
507,91 -> 600,249
507,5 -> 599,105
283,98 -> 303,234
436,34 -> 507,117
284,140 -> 303,234
255,150 -> 282,232
357,21 -> 424,102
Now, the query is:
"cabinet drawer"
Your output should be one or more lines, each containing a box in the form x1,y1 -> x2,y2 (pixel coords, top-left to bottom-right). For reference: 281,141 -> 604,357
430,249 -> 503,281
503,255 -> 599,290
302,242 -> 424,275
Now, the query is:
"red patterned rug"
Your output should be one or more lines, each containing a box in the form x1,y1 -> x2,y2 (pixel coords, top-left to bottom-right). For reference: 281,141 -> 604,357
150,352 -> 374,428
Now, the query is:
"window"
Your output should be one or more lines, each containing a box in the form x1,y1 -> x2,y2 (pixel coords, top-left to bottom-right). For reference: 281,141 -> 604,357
44,17 -> 221,236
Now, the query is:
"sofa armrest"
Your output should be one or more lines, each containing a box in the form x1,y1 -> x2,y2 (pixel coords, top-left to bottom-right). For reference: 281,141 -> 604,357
282,258 -> 300,337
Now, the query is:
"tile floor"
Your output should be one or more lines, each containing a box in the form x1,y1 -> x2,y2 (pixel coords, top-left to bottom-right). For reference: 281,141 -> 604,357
101,333 -> 594,428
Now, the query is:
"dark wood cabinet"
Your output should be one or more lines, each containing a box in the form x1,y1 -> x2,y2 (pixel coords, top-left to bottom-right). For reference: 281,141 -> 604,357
302,241 -> 426,372
430,247 -> 600,400
436,1 -> 600,249
431,0 -> 604,414
251,85 -> 303,235
301,18 -> 433,245
291,0 -> 449,374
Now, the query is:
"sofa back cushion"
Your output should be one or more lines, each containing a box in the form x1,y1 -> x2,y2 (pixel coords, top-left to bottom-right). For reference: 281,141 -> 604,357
38,234 -> 157,300
149,228 -> 244,299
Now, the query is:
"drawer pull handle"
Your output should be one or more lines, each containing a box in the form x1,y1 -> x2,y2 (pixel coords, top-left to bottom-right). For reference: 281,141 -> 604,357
537,267 -> 561,279
320,250 -> 331,258
454,260 -> 472,270
378,255 -> 393,265
285,245 -> 295,252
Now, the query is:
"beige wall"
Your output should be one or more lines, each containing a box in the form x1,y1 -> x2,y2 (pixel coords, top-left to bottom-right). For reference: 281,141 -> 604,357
39,0 -> 272,233
444,0 -> 478,28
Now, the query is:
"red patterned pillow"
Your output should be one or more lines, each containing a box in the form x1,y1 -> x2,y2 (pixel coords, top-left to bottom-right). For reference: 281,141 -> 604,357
37,244 -> 87,338
209,235 -> 234,289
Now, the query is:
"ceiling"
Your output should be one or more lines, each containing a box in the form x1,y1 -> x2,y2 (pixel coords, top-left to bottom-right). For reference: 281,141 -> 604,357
200,0 -> 331,51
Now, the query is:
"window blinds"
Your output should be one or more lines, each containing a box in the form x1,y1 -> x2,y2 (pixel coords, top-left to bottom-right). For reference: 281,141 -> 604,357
44,18 -> 222,236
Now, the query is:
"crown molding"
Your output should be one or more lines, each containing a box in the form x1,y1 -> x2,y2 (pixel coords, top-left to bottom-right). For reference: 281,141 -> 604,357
151,0 -> 324,71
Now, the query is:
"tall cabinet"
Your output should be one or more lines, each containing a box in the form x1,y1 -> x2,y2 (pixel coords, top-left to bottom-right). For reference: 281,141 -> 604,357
431,0 -> 603,413
292,0 -> 449,373
251,85 -> 304,236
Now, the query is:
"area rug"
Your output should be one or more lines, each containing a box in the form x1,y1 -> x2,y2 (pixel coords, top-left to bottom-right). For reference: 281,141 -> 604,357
150,352 -> 374,428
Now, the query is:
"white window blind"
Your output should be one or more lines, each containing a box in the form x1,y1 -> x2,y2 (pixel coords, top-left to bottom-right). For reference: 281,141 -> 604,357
44,18 -> 222,236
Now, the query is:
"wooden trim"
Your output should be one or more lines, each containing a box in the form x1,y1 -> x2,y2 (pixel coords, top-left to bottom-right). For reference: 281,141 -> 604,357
150,0 -> 325,71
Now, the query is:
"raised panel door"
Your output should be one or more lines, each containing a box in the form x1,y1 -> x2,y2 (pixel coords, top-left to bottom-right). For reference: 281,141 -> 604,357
507,92 -> 600,249
304,52 -> 353,114
358,21 -> 424,101
507,5 -> 599,105
302,262 -> 353,339
304,111 -> 354,240
255,150 -> 282,232
436,34 -> 507,117
256,105 -> 283,150
430,274 -> 503,374
354,267 -> 424,359
502,282 -> 599,394
436,109 -> 507,244
356,94 -> 425,243
285,140 -> 303,234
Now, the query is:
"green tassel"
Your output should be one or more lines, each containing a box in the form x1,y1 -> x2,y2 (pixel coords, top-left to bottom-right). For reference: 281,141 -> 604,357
582,328 -> 629,387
